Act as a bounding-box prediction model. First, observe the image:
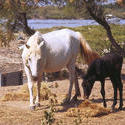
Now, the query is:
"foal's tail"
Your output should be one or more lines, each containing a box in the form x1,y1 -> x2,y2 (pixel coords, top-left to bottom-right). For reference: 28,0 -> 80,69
77,32 -> 100,65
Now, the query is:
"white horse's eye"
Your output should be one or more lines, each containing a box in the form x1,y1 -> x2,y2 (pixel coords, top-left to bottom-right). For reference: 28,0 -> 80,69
29,58 -> 31,61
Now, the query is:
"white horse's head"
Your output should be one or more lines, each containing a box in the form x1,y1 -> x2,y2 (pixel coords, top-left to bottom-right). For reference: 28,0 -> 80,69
20,31 -> 44,81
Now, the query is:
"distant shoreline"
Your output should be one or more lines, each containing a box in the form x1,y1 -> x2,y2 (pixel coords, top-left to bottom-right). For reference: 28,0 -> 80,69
28,18 -> 125,29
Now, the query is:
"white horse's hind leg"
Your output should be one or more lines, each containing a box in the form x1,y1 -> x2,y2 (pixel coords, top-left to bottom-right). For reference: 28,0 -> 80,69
63,61 -> 76,104
74,71 -> 81,97
69,68 -> 81,103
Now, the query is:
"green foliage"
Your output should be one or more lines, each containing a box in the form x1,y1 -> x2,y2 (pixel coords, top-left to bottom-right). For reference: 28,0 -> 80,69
71,25 -> 125,55
41,109 -> 55,125
28,2 -> 125,20
73,26 -> 110,54
104,4 -> 125,19
0,0 -> 35,20
61,6 -> 80,19
0,28 -> 14,47
31,5 -> 87,19
0,0 -> 37,44
39,24 -> 125,55
41,90 -> 57,125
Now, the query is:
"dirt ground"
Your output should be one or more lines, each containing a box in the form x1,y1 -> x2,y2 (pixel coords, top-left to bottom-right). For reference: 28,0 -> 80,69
0,40 -> 125,125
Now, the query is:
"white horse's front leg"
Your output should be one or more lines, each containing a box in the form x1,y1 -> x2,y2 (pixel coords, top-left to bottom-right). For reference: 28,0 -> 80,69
28,80 -> 35,110
35,80 -> 41,107
25,66 -> 35,110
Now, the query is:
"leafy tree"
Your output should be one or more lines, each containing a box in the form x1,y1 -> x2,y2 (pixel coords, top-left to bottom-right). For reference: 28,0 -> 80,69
0,0 -> 62,36
0,0 -> 49,46
68,0 -> 125,56
117,0 -> 125,6
0,0 -> 37,46
0,0 -> 37,36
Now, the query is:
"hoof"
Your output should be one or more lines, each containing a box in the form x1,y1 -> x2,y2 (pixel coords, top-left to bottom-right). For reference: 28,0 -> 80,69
118,106 -> 123,110
30,106 -> 35,111
71,95 -> 78,103
61,97 -> 70,105
104,103 -> 107,108
77,91 -> 81,97
35,103 -> 40,107
111,105 -> 115,111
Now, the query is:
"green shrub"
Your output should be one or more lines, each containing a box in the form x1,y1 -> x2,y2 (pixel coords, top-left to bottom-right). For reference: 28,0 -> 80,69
0,28 -> 14,47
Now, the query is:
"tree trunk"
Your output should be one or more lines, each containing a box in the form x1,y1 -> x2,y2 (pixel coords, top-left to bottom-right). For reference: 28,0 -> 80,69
19,12 -> 35,36
8,0 -> 35,36
84,0 -> 125,56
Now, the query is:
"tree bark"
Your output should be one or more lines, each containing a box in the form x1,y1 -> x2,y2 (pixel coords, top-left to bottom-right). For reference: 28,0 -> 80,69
10,0 -> 35,36
19,12 -> 35,36
84,0 -> 125,56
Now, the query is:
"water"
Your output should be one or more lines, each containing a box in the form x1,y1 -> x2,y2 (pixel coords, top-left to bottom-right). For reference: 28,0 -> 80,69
28,18 -> 125,29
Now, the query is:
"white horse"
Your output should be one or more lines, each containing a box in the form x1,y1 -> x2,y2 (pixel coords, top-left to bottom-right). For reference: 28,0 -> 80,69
20,29 -> 99,110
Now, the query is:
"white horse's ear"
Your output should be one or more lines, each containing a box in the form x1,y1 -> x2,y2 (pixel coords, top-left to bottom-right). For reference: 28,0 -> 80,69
19,45 -> 25,50
19,44 -> 30,50
39,41 -> 44,48
37,39 -> 41,45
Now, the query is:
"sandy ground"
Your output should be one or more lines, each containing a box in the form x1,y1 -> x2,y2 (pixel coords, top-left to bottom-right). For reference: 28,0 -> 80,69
0,79 -> 125,125
0,40 -> 125,125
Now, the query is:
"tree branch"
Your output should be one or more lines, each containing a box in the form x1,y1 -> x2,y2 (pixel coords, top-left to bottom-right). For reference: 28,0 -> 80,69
84,0 -> 125,56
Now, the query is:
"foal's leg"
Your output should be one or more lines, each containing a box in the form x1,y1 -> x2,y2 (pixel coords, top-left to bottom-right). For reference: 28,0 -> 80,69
100,80 -> 107,108
110,76 -> 118,110
117,75 -> 123,110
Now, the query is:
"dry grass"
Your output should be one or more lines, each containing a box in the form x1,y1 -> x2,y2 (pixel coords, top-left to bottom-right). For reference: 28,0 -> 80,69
1,84 -> 110,118
1,82 -> 55,101
66,100 -> 111,117
0,105 -> 43,125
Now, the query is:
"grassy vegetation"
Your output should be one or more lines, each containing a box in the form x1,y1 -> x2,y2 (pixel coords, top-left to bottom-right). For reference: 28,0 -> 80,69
0,28 -> 14,47
38,24 -> 125,55
28,4 -> 125,20
29,6 -> 84,19
104,4 -> 125,19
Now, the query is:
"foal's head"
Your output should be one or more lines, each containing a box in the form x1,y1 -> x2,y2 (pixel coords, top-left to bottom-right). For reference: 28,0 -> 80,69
82,75 -> 95,99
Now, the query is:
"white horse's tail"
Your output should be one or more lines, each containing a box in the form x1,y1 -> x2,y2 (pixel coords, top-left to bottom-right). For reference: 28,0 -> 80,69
77,32 -> 100,65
